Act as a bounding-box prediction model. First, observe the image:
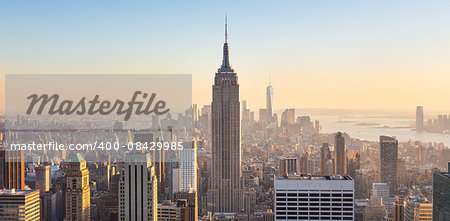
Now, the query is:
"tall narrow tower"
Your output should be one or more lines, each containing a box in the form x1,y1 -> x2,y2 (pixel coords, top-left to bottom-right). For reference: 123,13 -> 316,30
266,76 -> 274,123
65,153 -> 90,221
334,132 -> 346,175
208,16 -> 244,213
380,135 -> 398,195
119,153 -> 158,221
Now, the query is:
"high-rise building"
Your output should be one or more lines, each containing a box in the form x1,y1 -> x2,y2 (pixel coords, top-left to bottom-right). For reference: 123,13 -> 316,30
119,153 -> 158,221
280,109 -> 295,125
279,158 -> 298,175
364,196 -> 387,221
0,128 -> 5,189
65,153 -> 90,221
416,106 -> 424,131
320,143 -> 332,175
432,163 -> 449,221
180,141 -> 197,192
174,190 -> 198,221
274,174 -> 354,220
393,196 -> 405,221
35,165 -> 50,193
380,135 -> 398,194
158,200 -> 189,221
266,78 -> 274,123
335,132 -> 346,175
208,17 -> 244,213
259,108 -> 268,125
1,144 -> 25,189
346,146 -> 361,178
404,196 -> 433,221
40,191 -> 58,221
0,189 -> 40,220
372,183 -> 393,215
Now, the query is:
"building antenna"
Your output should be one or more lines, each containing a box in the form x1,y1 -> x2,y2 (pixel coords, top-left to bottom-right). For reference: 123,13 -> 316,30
225,14 -> 228,43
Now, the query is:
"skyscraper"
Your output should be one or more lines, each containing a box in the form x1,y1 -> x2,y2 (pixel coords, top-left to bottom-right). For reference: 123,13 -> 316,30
208,17 -> 244,213
266,77 -> 274,123
364,196 -> 387,221
119,153 -> 158,221
274,174 -> 354,220
279,157 -> 298,175
0,189 -> 40,220
393,196 -> 405,221
180,141 -> 197,192
346,146 -> 361,178
1,126 -> 25,189
320,143 -> 332,175
416,106 -> 424,131
35,165 -> 50,193
65,153 -> 90,221
372,183 -> 393,215
335,132 -> 346,175
404,196 -> 433,221
432,163 -> 449,221
380,135 -> 398,194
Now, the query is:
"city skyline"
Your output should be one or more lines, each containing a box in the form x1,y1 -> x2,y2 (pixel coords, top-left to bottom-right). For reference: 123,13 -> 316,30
0,1 -> 449,220
1,1 -> 450,112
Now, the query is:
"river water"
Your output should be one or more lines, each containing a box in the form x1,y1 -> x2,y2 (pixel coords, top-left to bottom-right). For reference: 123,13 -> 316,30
314,115 -> 450,146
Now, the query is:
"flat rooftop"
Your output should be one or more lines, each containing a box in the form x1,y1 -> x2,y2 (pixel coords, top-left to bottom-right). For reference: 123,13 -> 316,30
277,174 -> 353,181
0,189 -> 38,196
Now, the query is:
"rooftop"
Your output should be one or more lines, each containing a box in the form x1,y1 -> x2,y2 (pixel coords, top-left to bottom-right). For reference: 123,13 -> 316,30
277,174 -> 353,181
0,189 -> 38,196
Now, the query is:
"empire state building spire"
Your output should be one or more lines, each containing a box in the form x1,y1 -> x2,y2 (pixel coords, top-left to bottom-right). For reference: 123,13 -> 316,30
219,15 -> 234,73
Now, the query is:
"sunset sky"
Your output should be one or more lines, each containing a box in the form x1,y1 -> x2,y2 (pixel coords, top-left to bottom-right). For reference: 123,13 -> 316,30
1,0 -> 450,114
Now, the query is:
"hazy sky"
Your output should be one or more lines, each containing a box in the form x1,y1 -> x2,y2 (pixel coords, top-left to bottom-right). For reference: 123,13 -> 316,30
1,0 -> 450,114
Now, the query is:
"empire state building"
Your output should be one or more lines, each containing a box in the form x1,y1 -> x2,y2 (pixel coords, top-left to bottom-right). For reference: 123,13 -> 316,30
208,17 -> 244,213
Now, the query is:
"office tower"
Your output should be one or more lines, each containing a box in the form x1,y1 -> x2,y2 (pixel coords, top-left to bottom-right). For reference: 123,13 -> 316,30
35,165 -> 50,193
416,106 -> 424,131
1,149 -> 25,189
280,109 -> 295,124
320,143 -> 332,175
266,78 -> 274,123
380,135 -> 398,194
0,128 -> 4,189
393,196 -> 405,221
208,17 -> 244,213
346,146 -> 361,178
97,162 -> 110,191
274,174 -> 354,220
97,174 -> 120,221
299,154 -> 308,174
175,190 -> 198,221
438,114 -> 444,128
0,189 -> 40,220
433,163 -> 449,221
158,200 -> 189,221
364,196 -> 387,221
259,108 -> 268,125
354,199 -> 369,221
180,141 -> 197,191
241,100 -> 250,122
335,132 -> 346,175
119,153 -> 158,221
170,162 -> 180,198
279,158 -> 298,175
404,196 -> 433,221
41,191 -> 58,221
65,153 -> 90,221
372,183 -> 393,215
192,104 -> 199,123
